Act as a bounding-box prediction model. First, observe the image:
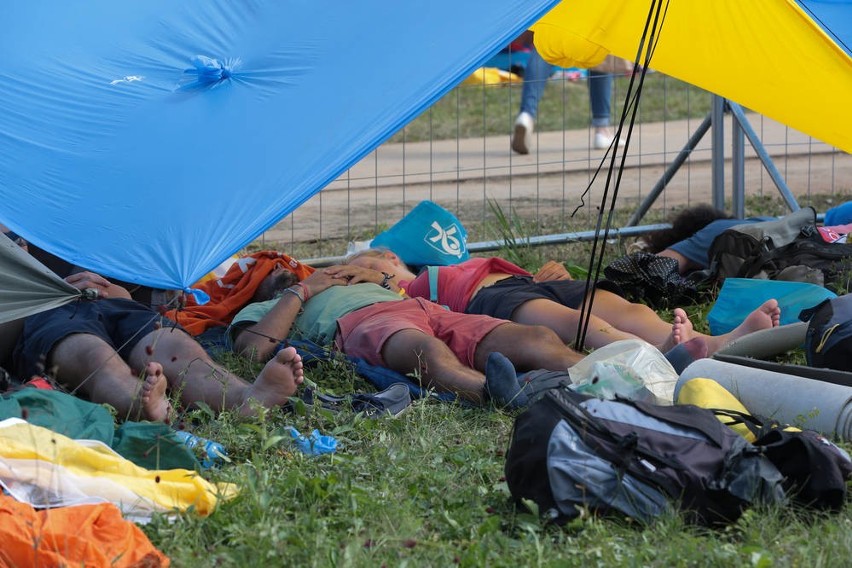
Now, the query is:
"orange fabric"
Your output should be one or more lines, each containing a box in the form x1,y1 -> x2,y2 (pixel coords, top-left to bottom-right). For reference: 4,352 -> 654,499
0,494 -> 169,568
165,251 -> 314,336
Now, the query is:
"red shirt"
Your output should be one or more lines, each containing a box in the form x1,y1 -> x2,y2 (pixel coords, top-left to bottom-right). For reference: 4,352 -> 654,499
401,257 -> 530,312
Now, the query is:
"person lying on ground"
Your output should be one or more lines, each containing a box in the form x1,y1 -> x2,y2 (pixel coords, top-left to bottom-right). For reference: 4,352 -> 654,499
341,248 -> 781,357
12,269 -> 305,423
229,265 -> 585,407
640,204 -> 774,274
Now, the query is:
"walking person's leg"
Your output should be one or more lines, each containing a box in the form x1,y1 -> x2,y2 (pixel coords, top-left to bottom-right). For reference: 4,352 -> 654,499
512,46 -> 553,154
588,70 -> 624,149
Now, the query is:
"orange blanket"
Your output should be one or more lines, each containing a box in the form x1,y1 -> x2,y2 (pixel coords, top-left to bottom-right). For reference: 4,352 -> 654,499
166,251 -> 314,336
0,495 -> 169,568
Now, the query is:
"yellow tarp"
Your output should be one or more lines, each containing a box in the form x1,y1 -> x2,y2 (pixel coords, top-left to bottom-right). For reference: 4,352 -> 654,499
534,0 -> 852,153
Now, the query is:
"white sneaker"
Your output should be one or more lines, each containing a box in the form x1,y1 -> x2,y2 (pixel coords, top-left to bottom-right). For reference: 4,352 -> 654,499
512,112 -> 534,155
594,130 -> 627,150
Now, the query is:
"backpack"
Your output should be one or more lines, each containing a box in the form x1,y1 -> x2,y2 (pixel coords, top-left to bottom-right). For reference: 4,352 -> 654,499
505,385 -> 786,526
708,207 -> 852,290
801,294 -> 852,372
710,408 -> 852,511
752,428 -> 852,511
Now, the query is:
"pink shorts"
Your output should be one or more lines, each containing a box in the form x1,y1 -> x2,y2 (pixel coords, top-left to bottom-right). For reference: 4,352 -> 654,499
335,297 -> 506,367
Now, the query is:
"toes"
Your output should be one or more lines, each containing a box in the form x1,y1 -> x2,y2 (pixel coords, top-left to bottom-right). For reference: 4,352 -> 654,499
145,361 -> 163,378
275,346 -> 299,364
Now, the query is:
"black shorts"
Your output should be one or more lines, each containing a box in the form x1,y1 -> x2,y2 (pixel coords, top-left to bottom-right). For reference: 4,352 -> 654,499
465,275 -> 623,321
13,298 -> 180,378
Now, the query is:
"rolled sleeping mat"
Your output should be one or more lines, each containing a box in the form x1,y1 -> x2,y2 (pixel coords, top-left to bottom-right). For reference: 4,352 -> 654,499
676,359 -> 852,441
712,354 -> 852,388
712,322 -> 807,359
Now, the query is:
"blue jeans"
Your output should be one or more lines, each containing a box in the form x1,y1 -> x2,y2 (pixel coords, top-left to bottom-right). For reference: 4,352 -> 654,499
519,46 -> 613,128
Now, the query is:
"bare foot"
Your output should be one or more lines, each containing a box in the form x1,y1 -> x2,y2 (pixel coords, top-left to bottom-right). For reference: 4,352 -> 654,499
241,346 -> 304,415
139,362 -> 173,423
705,299 -> 781,354
658,308 -> 696,352
663,337 -> 709,374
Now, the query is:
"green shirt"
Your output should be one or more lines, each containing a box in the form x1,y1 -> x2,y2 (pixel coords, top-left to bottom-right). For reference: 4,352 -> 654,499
230,283 -> 402,346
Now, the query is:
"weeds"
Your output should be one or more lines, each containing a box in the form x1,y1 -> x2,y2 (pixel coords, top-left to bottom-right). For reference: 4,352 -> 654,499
129,189 -> 852,565
141,200 -> 852,566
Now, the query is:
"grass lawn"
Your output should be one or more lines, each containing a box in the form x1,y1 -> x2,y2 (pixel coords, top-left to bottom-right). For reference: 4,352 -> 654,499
142,76 -> 851,565
144,201 -> 852,566
389,72 -> 712,144
146,386 -> 852,567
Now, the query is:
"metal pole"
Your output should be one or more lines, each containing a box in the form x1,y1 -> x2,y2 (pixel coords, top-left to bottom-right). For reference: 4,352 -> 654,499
626,114 -> 712,226
304,223 -> 673,267
711,95 -> 726,211
728,102 -> 800,212
731,115 -> 745,219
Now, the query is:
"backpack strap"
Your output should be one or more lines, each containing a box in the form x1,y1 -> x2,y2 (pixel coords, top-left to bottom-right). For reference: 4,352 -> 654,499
708,408 -> 767,438
427,265 -> 440,303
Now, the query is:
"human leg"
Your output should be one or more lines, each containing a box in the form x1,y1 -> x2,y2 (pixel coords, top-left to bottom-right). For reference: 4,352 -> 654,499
590,290 -> 780,354
49,333 -> 172,422
588,70 -> 625,149
470,279 -> 643,350
338,299 -> 506,402
378,327 -> 529,407
668,300 -> 780,355
519,46 -> 552,119
380,329 -> 488,403
128,329 -> 303,417
588,70 -> 613,128
587,289 -> 676,346
14,301 -> 172,421
663,337 -> 709,374
512,297 -> 640,349
473,321 -> 583,372
512,45 -> 553,154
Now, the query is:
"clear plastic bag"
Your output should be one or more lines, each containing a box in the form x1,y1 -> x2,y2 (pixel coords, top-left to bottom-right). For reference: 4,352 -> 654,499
568,339 -> 679,404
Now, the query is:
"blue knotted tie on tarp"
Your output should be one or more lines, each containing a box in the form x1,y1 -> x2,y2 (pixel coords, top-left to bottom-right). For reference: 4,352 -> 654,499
180,55 -> 241,90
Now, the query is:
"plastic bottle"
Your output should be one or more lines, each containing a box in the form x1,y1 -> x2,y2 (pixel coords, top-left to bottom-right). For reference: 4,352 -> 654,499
173,430 -> 228,468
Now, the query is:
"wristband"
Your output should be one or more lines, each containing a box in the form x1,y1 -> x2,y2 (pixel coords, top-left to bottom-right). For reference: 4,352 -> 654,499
379,272 -> 395,290
281,286 -> 305,303
294,282 -> 311,301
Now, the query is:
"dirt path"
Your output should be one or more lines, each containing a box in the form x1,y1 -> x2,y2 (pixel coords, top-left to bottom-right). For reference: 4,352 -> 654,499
263,114 -> 851,247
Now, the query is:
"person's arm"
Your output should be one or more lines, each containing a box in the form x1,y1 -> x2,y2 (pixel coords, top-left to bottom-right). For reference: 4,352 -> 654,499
323,264 -> 403,293
233,271 -> 344,360
233,292 -> 303,361
65,271 -> 132,300
532,260 -> 573,283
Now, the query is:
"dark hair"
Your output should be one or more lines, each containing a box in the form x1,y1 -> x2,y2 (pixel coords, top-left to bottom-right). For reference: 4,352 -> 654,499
644,205 -> 732,253
252,269 -> 298,303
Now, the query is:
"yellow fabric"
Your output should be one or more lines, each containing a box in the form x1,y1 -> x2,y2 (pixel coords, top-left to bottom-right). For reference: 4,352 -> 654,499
533,0 -> 852,153
0,420 -> 237,516
676,378 -> 756,442
462,67 -> 522,85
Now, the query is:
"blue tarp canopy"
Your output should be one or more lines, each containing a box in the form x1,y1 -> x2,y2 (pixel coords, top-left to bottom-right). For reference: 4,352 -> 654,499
0,1 -> 559,291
